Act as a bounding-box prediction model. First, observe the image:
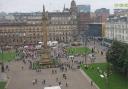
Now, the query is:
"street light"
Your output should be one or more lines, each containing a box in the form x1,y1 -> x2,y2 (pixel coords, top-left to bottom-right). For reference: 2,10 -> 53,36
82,30 -> 87,65
1,46 -> 4,72
106,63 -> 111,89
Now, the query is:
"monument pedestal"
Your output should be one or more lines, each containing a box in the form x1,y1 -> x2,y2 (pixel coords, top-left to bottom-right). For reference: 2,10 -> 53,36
39,48 -> 52,65
38,6 -> 55,68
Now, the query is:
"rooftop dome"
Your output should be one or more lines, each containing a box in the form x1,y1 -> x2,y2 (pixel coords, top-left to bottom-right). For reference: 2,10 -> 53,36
71,0 -> 76,7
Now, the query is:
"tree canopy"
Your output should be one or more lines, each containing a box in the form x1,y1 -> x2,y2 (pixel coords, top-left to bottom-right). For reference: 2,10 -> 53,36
106,41 -> 128,76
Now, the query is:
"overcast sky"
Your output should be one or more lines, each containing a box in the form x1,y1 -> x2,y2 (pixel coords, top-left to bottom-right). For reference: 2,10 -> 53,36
0,0 -> 127,13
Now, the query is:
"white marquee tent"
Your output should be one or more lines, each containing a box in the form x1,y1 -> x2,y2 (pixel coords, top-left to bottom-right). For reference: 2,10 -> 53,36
44,86 -> 61,89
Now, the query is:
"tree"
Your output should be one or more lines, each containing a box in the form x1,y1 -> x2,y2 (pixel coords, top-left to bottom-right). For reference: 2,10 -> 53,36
106,40 -> 128,76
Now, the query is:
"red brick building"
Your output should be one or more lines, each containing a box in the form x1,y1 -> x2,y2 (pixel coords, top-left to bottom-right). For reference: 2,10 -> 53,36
78,13 -> 90,33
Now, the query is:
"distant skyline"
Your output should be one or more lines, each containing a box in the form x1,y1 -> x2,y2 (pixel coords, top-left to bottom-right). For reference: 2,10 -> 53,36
0,0 -> 127,13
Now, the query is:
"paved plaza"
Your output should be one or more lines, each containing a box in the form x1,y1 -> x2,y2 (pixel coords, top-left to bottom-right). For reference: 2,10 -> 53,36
87,40 -> 107,63
6,60 -> 96,89
2,40 -> 106,89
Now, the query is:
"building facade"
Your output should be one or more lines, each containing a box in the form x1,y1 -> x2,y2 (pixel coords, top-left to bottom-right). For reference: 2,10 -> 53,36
77,4 -> 91,40
87,23 -> 102,37
114,9 -> 128,15
0,0 -> 78,46
105,15 -> 128,43
77,5 -> 90,13
95,8 -> 110,23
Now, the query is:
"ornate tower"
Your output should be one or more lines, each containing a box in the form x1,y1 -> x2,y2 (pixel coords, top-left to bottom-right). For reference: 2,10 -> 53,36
70,0 -> 77,15
39,5 -> 52,65
70,0 -> 78,41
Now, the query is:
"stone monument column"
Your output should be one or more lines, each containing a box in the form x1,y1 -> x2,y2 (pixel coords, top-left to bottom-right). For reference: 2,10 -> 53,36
39,5 -> 52,65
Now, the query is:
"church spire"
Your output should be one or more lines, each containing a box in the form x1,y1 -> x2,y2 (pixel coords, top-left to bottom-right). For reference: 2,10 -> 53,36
43,5 -> 45,14
42,5 -> 48,19
63,4 -> 65,10
70,0 -> 77,14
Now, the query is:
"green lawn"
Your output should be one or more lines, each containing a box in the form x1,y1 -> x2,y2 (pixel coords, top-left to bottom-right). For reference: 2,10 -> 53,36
0,51 -> 16,62
81,63 -> 128,89
66,47 -> 91,55
0,81 -> 6,89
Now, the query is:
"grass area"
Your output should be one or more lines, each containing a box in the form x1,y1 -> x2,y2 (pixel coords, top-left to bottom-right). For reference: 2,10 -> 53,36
66,47 -> 91,55
0,51 -> 16,62
81,63 -> 128,89
0,81 -> 6,89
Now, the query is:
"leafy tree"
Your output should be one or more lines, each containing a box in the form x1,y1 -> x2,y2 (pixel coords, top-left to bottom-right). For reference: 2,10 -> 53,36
106,41 -> 128,77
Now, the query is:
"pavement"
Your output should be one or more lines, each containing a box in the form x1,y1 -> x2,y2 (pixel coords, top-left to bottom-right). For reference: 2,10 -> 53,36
4,40 -> 107,89
6,61 -> 97,89
0,72 -> 7,81
86,40 -> 107,63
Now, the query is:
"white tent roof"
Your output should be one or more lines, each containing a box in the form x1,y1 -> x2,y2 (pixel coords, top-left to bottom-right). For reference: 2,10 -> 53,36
69,55 -> 74,58
52,41 -> 58,44
44,86 -> 61,89
38,41 -> 43,44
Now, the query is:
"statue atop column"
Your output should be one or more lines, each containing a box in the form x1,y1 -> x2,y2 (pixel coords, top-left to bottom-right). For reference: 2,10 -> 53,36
39,5 -> 52,65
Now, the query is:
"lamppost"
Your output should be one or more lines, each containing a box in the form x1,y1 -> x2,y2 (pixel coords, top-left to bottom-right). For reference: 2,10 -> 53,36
1,46 -> 4,72
82,30 -> 87,65
106,63 -> 111,89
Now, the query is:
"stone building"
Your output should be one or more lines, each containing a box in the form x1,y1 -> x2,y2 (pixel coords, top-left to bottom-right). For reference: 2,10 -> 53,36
94,8 -> 110,23
0,0 -> 78,47
77,5 -> 91,42
105,14 -> 128,44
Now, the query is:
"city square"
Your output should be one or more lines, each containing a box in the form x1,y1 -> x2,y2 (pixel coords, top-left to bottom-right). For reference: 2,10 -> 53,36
0,0 -> 128,89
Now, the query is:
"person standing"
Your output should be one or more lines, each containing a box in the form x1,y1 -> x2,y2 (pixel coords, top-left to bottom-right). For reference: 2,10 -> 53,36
55,70 -> 57,74
91,80 -> 93,86
43,80 -> 46,84
52,69 -> 54,74
58,81 -> 61,86
35,79 -> 37,84
66,82 -> 68,87
32,79 -> 35,85
56,77 -> 58,82
21,66 -> 24,70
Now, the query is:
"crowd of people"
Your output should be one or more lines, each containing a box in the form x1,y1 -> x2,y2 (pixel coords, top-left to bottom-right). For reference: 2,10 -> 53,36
31,68 -> 69,88
2,41 -> 105,89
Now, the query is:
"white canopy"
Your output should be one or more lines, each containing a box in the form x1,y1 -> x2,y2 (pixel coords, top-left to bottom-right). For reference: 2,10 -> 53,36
69,55 -> 74,58
38,41 -> 43,44
44,86 -> 61,89
52,41 -> 58,44
24,46 -> 28,48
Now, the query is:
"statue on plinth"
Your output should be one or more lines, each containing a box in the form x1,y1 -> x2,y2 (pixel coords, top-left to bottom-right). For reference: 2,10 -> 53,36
39,5 -> 52,65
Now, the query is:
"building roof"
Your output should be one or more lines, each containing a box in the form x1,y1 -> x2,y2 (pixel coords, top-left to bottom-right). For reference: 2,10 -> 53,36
48,12 -> 70,17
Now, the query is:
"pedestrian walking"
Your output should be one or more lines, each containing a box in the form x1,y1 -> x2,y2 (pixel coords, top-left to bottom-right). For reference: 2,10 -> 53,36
6,65 -> 9,71
52,69 -> 54,74
21,66 -> 24,70
65,67 -> 67,72
72,60 -> 73,63
63,74 -> 65,78
6,65 -> 8,70
55,70 -> 57,74
58,81 -> 61,86
66,82 -> 68,87
64,76 -> 67,80
56,77 -> 58,82
35,79 -> 37,84
101,51 -> 103,55
32,79 -> 35,85
23,59 -> 26,64
91,81 -> 93,86
43,80 -> 46,84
